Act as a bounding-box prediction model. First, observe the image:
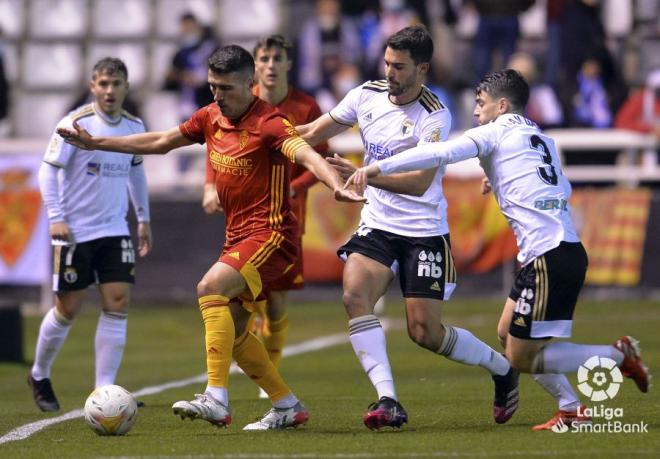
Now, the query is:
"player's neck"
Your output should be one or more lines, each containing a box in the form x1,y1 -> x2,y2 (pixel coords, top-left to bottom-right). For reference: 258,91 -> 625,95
388,85 -> 423,106
260,83 -> 289,106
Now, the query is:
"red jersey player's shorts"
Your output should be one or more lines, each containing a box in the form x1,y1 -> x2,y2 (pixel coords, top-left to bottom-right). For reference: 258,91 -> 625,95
219,228 -> 299,305
267,236 -> 304,292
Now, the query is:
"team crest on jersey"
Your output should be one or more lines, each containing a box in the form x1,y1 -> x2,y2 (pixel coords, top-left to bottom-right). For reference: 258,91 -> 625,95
87,162 -> 101,176
239,130 -> 250,150
214,128 -> 223,139
424,128 -> 441,143
401,119 -> 414,135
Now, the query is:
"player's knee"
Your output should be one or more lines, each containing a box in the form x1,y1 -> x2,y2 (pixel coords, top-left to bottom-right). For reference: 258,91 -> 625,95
342,290 -> 370,316
196,279 -> 215,297
104,293 -> 129,313
406,320 -> 435,350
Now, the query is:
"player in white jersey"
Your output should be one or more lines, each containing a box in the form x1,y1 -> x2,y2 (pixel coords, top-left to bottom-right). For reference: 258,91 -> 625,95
348,69 -> 651,430
296,26 -> 519,430
28,58 -> 152,412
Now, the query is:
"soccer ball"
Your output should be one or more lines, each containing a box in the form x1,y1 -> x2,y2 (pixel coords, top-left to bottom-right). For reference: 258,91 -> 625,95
83,384 -> 138,435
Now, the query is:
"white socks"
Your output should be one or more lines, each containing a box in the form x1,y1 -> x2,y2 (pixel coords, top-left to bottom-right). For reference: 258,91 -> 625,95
437,326 -> 510,376
95,311 -> 128,387
31,307 -> 72,380
206,386 -> 229,406
348,315 -> 397,400
532,342 -> 624,374
531,374 -> 581,411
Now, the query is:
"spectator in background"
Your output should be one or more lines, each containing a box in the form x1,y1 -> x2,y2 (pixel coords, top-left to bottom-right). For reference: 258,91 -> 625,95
508,52 -> 564,128
572,58 -> 612,128
615,68 -> 660,138
558,0 -> 626,124
0,27 -> 10,136
471,0 -> 535,85
163,12 -> 219,122
296,0 -> 362,96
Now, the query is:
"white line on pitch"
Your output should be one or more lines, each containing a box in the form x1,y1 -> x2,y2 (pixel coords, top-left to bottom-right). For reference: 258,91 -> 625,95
0,320 -> 396,445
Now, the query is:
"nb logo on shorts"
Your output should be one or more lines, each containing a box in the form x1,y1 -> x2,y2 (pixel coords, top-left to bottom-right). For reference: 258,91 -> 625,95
121,238 -> 135,264
515,288 -> 534,315
417,250 -> 442,279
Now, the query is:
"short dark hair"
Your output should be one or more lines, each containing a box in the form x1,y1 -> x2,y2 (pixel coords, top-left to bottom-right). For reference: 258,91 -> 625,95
180,11 -> 198,23
92,57 -> 128,80
385,25 -> 433,64
253,34 -> 292,60
208,45 -> 255,76
476,69 -> 530,110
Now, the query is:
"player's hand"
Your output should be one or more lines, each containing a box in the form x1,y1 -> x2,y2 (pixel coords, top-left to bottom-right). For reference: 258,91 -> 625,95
56,121 -> 95,150
333,187 -> 367,203
326,153 -> 356,180
202,184 -> 223,214
49,221 -> 73,244
137,222 -> 152,257
480,177 -> 492,195
345,164 -> 381,195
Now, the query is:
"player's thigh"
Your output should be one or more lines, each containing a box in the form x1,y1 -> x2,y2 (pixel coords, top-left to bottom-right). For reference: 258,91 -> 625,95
508,242 -> 587,342
398,234 -> 456,301
343,253 -> 394,315
506,334 -> 550,372
266,290 -> 288,321
98,282 -> 131,313
338,226 -> 397,311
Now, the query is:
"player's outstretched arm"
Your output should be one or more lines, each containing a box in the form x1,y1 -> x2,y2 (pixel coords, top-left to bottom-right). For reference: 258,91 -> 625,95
57,122 -> 194,155
328,153 -> 437,197
296,113 -> 350,147
295,146 -> 366,203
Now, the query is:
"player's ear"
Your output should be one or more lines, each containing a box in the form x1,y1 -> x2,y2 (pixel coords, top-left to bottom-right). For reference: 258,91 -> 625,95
498,98 -> 509,114
418,62 -> 430,76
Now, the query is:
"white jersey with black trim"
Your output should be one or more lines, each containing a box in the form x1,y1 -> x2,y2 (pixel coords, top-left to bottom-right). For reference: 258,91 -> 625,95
330,80 -> 452,237
43,103 -> 146,243
465,114 -> 580,266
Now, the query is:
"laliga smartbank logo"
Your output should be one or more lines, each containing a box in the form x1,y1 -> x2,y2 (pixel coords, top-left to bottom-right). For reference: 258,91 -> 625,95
577,356 -> 622,401
551,355 -> 648,434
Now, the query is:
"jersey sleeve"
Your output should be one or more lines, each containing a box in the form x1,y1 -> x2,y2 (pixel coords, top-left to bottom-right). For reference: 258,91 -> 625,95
43,116 -> 77,167
417,109 -> 452,146
328,86 -> 361,127
464,121 -> 501,158
261,114 -> 310,164
179,107 -> 208,144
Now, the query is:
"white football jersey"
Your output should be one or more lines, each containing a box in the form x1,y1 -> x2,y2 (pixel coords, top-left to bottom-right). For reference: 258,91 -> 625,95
465,114 -> 580,266
331,80 -> 452,237
43,104 -> 146,243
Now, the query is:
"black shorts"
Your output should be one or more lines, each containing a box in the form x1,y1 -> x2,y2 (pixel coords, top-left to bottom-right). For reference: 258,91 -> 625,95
509,241 -> 588,340
337,225 -> 457,300
52,236 -> 136,292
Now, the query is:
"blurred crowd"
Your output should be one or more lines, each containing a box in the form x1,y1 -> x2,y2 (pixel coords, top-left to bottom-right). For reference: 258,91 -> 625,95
0,0 -> 658,138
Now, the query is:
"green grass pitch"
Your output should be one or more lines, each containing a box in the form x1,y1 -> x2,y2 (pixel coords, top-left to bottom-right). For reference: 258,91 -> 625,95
1,297 -> 658,458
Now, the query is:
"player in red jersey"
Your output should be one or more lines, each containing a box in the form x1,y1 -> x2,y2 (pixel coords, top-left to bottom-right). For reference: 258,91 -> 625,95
58,45 -> 365,431
203,35 -> 330,397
